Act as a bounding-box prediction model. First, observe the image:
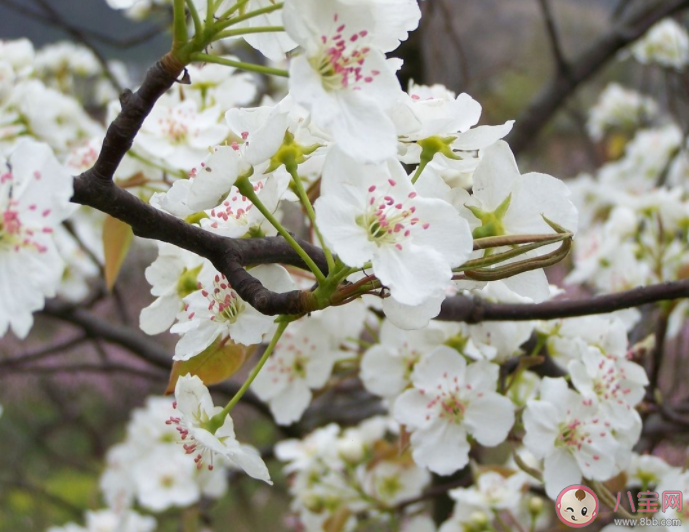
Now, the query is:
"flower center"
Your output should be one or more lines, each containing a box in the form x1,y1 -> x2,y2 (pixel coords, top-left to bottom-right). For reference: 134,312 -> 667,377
198,274 -> 245,324
207,182 -> 262,230
267,332 -> 318,383
312,14 -> 380,92
422,373 -> 468,425
0,171 -> 51,254
356,180 -> 429,251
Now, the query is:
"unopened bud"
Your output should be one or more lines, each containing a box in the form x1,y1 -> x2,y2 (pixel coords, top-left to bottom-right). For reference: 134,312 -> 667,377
529,496 -> 544,515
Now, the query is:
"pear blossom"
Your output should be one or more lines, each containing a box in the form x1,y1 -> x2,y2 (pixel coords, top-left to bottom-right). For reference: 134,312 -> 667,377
523,377 -> 621,499
139,242 -> 209,335
394,346 -> 515,475
462,140 -> 578,301
445,470 -> 530,522
631,18 -> 689,70
587,83 -> 658,140
466,141 -> 578,239
169,374 -> 272,482
315,150 -> 473,306
48,509 -> 157,532
200,175 -> 287,238
568,345 -> 648,431
135,95 -> 229,172
171,264 -> 296,358
132,446 -> 202,511
360,319 -> 449,400
359,458 -> 431,506
0,139 -> 75,338
656,470 -> 689,530
394,82 -> 514,185
283,0 -> 419,161
252,318 -> 343,425
626,453 -> 677,488
100,396 -> 229,512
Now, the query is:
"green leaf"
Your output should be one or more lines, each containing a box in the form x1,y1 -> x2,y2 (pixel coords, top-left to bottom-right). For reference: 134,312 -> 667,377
102,215 -> 134,291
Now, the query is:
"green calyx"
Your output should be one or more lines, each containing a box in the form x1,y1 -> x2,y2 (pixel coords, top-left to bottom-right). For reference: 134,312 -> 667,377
176,264 -> 203,299
267,131 -> 320,173
467,194 -> 512,239
184,211 -> 209,225
417,135 -> 459,163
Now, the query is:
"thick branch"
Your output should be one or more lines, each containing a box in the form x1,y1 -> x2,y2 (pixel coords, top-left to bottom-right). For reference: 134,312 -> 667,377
437,279 -> 689,323
509,0 -> 689,154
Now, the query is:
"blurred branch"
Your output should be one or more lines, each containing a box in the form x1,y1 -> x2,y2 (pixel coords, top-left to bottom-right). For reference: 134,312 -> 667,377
509,0 -> 689,154
0,334 -> 87,369
1,362 -> 166,380
536,0 -> 569,76
0,0 -> 167,49
39,300 -> 273,417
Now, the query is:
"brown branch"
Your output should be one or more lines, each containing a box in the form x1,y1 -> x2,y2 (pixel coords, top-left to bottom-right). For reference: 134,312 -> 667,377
536,0 -> 569,77
437,279 -> 689,323
509,0 -> 689,154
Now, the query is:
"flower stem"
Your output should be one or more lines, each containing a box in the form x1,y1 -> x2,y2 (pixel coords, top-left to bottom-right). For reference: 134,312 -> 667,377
217,0 -> 249,20
172,0 -> 189,51
221,321 -> 289,416
190,53 -> 288,77
286,164 -> 335,273
184,0 -> 203,41
215,25 -> 285,40
212,2 -> 284,33
235,176 -> 326,284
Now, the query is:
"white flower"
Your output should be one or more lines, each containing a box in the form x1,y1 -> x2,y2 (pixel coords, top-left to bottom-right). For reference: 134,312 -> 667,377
169,374 -> 272,483
48,509 -> 157,532
626,452 -> 677,489
135,95 -> 229,172
252,319 -> 342,425
200,175 -> 287,238
360,319 -> 447,400
631,19 -> 689,70
315,150 -> 472,306
394,346 -> 515,475
0,139 -> 75,338
523,377 -> 620,499
132,446 -> 201,511
587,83 -> 657,140
447,470 -> 530,519
569,346 -> 648,431
283,0 -> 419,161
140,242 -> 208,335
171,264 -> 296,358
464,140 -> 578,301
359,459 -> 431,506
394,82 -> 514,184
466,141 -> 578,238
540,313 -> 635,369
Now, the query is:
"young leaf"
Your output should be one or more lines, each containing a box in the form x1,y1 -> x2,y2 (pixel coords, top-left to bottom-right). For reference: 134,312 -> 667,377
165,338 -> 251,394
103,215 -> 134,290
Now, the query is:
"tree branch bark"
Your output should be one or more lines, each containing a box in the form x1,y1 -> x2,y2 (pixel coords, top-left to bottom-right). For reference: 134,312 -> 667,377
437,279 -> 689,323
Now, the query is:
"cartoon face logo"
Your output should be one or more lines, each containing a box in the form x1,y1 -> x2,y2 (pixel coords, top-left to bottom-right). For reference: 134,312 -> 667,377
556,485 -> 599,527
